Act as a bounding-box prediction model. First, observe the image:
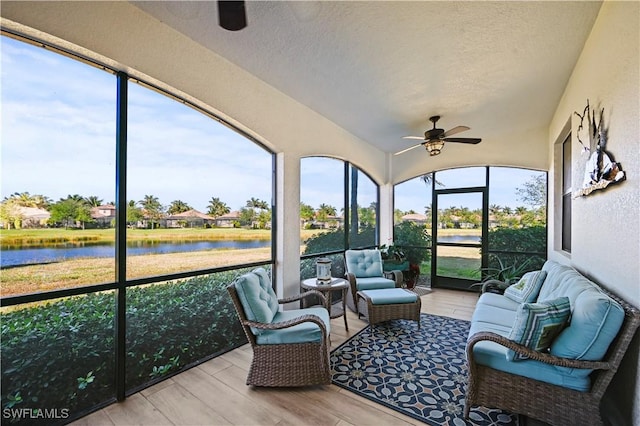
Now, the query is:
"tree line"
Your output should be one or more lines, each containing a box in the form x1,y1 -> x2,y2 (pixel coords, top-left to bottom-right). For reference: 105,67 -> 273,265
1,175 -> 546,230
0,192 -> 271,230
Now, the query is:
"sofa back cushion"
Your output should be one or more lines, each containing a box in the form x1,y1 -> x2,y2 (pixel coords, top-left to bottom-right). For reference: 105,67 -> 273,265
345,249 -> 384,278
540,261 -> 625,365
504,270 -> 547,303
233,269 -> 279,334
507,297 -> 571,361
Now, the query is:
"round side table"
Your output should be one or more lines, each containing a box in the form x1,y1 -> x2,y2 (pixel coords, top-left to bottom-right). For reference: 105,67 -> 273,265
301,277 -> 349,331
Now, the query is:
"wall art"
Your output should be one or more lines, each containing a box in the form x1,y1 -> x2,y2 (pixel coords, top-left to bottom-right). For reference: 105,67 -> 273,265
573,100 -> 626,197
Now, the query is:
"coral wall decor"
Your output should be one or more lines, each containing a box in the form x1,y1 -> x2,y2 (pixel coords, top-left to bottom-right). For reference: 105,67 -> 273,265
573,100 -> 626,197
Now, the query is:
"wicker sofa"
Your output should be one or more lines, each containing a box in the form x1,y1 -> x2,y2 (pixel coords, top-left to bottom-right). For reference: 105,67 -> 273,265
465,260 -> 640,425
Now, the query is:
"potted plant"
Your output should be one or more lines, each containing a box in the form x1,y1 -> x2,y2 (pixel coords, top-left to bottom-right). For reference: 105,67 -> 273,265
471,256 -> 534,294
379,243 -> 405,262
392,221 -> 433,289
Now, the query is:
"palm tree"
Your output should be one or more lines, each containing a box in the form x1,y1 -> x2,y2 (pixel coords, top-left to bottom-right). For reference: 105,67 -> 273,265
3,192 -> 53,208
300,203 -> 315,225
167,200 -> 192,215
246,197 -> 262,210
139,195 -> 164,229
316,203 -> 336,221
32,194 -> 53,209
84,196 -> 104,207
207,197 -> 230,218
126,200 -> 144,226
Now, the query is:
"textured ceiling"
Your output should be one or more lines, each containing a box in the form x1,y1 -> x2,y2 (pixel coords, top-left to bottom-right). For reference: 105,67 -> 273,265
132,1 -> 601,156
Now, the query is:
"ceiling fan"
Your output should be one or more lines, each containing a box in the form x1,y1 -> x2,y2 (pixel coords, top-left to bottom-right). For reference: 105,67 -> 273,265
218,1 -> 247,31
395,115 -> 482,156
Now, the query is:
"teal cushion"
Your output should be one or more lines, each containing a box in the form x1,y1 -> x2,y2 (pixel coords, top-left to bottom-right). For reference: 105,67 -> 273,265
233,271 -> 279,335
504,270 -> 547,303
471,298 -> 519,329
345,249 -> 384,278
507,297 -> 571,361
550,290 -> 624,364
355,277 -> 396,291
468,320 -> 591,392
540,261 -> 625,368
256,307 -> 330,345
361,288 -> 417,305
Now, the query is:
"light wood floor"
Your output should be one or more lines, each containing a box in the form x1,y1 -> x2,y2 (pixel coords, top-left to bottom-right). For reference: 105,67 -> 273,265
73,288 -> 478,426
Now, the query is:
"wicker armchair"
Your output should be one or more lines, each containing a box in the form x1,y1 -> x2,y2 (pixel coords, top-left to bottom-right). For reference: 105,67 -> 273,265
465,287 -> 640,425
227,268 -> 331,387
344,249 -> 403,315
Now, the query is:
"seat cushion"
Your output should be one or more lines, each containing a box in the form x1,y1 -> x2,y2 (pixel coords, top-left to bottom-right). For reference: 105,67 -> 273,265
361,288 -> 417,304
256,307 -> 330,345
504,270 -> 547,303
506,297 -> 571,361
233,270 -> 279,335
345,249 -> 384,278
355,276 -> 397,291
468,320 -> 591,392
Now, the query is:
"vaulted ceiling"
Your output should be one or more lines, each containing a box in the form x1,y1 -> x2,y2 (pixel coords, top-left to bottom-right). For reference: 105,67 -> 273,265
134,1 -> 601,160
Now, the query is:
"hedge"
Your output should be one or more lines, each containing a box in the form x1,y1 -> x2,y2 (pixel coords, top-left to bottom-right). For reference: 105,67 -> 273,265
1,270 -> 247,424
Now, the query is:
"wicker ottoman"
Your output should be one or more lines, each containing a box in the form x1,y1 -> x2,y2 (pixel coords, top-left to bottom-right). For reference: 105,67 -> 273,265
356,288 -> 421,329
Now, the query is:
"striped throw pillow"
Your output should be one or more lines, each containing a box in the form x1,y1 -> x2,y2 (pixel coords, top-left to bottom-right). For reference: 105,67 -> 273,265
507,296 -> 571,361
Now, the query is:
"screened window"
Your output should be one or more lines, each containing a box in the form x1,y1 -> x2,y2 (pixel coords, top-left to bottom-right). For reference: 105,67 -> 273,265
0,36 -> 116,295
1,34 -> 273,422
394,167 -> 547,288
299,157 -> 379,279
127,82 -> 273,279
348,165 -> 378,249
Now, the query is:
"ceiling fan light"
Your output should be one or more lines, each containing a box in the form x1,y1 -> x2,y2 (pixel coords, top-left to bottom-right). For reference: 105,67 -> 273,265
425,141 -> 444,156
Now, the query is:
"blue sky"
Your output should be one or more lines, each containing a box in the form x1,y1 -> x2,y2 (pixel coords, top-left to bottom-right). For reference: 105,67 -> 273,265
2,36 -> 542,215
1,36 -> 272,213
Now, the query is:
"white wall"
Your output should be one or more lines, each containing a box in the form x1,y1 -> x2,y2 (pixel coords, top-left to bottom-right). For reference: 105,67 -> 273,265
549,2 -> 640,423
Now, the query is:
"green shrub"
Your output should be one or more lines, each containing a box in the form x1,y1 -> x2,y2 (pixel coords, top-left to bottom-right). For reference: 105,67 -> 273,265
393,221 -> 432,264
1,270 -> 247,424
485,226 -> 546,271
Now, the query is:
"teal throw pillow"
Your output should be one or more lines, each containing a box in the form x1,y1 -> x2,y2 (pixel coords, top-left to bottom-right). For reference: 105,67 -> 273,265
507,296 -> 571,361
504,270 -> 547,303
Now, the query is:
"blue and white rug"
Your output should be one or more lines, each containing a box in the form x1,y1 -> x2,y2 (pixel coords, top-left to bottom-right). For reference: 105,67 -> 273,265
330,313 -> 519,425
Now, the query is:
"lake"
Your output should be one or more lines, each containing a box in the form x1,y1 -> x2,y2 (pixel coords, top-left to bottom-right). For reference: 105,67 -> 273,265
0,240 -> 270,268
1,234 -> 479,268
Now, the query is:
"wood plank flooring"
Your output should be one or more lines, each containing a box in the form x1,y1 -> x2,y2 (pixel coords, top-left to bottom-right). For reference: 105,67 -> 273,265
72,288 -> 478,426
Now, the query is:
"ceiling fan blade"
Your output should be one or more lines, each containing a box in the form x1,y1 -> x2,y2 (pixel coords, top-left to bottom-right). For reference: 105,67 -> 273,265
218,1 -> 247,31
443,137 -> 482,144
402,136 -> 425,140
442,126 -> 470,138
394,143 -> 424,156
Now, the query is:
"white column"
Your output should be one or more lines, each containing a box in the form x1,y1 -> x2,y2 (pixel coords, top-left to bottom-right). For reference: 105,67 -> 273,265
275,152 -> 301,308
379,182 -> 394,245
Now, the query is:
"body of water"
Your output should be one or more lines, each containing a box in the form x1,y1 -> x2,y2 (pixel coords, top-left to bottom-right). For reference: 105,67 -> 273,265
437,234 -> 481,244
1,235 -> 478,268
0,240 -> 270,268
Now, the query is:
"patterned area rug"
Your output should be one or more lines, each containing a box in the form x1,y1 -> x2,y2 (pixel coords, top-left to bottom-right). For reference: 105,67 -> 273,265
330,313 -> 519,425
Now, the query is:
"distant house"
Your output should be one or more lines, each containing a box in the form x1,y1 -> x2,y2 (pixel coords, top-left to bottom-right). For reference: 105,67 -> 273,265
165,209 -> 215,228
313,214 -> 343,229
401,213 -> 428,225
215,211 -> 240,228
18,207 -> 51,228
91,204 -> 116,227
